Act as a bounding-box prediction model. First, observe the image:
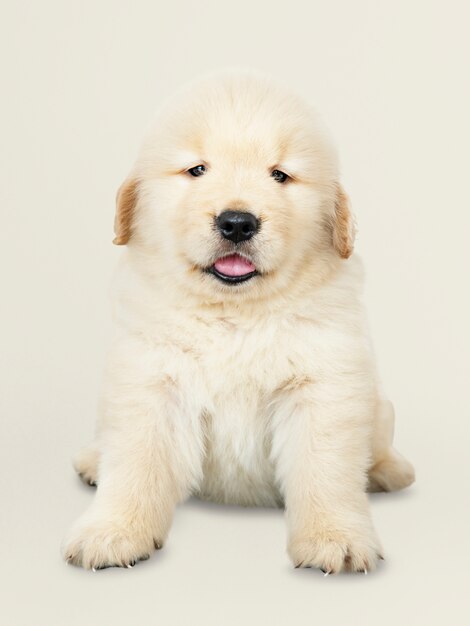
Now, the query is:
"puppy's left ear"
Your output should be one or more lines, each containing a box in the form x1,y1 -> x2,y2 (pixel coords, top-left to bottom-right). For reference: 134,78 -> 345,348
113,178 -> 139,245
331,184 -> 355,259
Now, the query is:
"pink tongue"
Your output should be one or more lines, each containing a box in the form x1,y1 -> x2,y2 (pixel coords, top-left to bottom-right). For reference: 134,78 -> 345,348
214,254 -> 255,277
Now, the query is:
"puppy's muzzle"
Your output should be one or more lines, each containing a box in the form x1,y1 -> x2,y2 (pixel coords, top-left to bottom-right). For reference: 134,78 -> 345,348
216,211 -> 259,244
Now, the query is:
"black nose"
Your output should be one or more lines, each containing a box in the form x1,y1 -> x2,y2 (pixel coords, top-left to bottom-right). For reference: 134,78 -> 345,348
216,210 -> 259,243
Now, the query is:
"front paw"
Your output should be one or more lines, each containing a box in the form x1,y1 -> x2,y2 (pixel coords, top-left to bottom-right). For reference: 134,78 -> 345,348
289,527 -> 383,574
62,516 -> 161,570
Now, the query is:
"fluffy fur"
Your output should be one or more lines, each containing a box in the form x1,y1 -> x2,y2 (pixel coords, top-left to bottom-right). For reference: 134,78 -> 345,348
63,71 -> 414,573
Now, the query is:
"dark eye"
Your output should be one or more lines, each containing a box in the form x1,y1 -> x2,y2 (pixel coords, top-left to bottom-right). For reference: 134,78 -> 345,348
187,164 -> 206,177
271,169 -> 289,183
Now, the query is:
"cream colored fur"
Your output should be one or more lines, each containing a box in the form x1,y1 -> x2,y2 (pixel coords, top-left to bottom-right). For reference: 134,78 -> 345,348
63,71 -> 414,573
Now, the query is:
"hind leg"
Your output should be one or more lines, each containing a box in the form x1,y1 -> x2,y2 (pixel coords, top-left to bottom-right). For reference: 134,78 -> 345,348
368,397 -> 415,492
73,442 -> 101,487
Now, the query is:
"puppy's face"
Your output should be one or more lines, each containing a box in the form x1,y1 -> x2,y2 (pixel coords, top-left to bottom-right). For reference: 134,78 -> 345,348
115,74 -> 354,303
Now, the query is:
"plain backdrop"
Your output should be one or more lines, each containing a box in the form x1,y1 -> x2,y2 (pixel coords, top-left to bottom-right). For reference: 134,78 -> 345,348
1,1 -> 469,625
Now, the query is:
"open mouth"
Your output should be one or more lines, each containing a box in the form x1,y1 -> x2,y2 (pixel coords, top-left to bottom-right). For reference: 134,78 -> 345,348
207,253 -> 258,284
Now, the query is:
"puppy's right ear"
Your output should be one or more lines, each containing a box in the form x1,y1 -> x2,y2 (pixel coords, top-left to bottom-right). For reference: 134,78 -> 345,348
331,184 -> 355,259
113,178 -> 139,245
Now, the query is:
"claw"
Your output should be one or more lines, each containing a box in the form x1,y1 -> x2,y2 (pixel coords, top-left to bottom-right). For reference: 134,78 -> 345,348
364,568 -> 368,575
323,570 -> 330,577
92,567 -> 96,572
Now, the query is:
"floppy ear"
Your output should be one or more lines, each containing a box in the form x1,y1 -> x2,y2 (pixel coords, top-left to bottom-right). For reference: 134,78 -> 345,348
332,184 -> 355,259
113,178 -> 139,245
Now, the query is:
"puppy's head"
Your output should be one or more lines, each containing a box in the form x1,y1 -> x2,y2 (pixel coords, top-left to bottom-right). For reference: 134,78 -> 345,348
114,72 -> 355,303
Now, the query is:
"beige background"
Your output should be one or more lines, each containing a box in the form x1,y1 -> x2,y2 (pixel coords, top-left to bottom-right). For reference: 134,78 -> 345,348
1,1 -> 469,624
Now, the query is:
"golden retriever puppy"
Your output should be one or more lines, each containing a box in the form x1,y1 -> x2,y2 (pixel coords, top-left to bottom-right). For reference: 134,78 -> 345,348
63,71 -> 415,573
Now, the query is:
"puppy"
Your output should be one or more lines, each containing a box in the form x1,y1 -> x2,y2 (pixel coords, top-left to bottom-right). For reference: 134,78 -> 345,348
63,71 -> 415,573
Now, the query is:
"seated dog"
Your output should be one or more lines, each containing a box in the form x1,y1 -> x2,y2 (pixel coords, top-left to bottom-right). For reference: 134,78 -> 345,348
63,71 -> 415,573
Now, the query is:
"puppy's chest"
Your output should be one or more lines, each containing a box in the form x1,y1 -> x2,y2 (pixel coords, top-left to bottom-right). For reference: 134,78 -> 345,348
198,320 -> 301,448
200,318 -> 294,405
